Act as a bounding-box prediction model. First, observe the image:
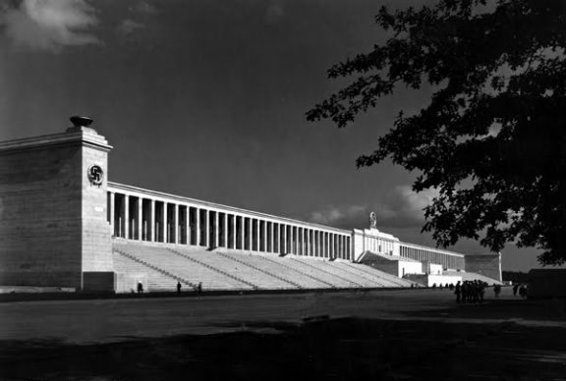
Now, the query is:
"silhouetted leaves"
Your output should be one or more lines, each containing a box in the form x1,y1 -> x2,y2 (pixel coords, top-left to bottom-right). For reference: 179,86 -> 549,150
307,0 -> 566,265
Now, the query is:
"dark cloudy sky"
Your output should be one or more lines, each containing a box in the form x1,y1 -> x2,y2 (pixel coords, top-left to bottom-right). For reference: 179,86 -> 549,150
0,0 -> 544,271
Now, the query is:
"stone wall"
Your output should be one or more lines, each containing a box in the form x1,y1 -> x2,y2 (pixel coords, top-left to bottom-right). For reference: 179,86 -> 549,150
0,126 -> 113,290
0,142 -> 83,287
81,144 -> 113,273
465,253 -> 502,282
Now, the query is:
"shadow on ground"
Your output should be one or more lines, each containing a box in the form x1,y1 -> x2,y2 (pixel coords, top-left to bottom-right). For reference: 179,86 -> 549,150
406,297 -> 566,322
2,317 -> 566,381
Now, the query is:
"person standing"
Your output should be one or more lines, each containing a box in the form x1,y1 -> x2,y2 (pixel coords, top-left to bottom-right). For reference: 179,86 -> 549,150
494,284 -> 501,298
455,281 -> 462,303
177,281 -> 182,294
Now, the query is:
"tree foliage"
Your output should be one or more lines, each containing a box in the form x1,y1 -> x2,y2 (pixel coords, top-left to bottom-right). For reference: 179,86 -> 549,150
307,0 -> 566,265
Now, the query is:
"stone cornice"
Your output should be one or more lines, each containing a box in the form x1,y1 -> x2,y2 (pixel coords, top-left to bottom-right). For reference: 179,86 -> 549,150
0,128 -> 112,154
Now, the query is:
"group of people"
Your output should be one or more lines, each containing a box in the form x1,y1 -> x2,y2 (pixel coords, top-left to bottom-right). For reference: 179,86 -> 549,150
453,280 -> 488,303
512,283 -> 528,298
449,281 -> 529,302
135,280 -> 203,294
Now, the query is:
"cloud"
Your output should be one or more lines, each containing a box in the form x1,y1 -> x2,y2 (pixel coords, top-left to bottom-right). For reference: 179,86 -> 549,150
0,0 -> 100,51
309,205 -> 366,227
376,185 -> 439,228
129,1 -> 157,15
117,18 -> 144,37
307,185 -> 439,230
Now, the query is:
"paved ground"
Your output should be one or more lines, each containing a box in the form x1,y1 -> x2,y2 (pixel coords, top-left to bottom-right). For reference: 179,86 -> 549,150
1,287 -> 565,380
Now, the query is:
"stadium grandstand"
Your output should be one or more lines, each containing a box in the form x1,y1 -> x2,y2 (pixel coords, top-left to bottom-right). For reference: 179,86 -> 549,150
0,117 -> 502,293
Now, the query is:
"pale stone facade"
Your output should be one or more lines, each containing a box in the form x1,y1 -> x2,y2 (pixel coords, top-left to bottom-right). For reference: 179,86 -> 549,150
0,124 -> 113,289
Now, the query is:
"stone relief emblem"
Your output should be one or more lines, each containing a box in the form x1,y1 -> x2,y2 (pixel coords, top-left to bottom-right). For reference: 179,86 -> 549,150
87,165 -> 104,186
369,211 -> 377,229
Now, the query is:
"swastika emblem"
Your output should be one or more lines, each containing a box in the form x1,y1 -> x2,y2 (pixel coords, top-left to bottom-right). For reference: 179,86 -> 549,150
87,165 -> 104,186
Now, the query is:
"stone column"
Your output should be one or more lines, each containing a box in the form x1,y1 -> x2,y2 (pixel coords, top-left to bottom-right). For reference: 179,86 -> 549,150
230,214 -> 235,249
268,222 -> 273,252
137,198 -> 143,240
185,206 -> 190,245
281,224 -> 288,254
149,199 -> 155,242
108,192 -> 115,236
124,195 -> 129,239
222,213 -> 228,248
160,202 -> 166,243
215,212 -> 221,248
262,220 -> 267,252
173,204 -> 179,244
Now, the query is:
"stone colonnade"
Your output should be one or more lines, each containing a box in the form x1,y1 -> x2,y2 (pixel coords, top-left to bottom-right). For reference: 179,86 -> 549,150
399,243 -> 465,270
107,186 -> 352,260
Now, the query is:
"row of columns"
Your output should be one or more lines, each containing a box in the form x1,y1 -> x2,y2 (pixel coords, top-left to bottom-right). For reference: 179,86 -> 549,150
399,245 -> 465,270
107,192 -> 352,260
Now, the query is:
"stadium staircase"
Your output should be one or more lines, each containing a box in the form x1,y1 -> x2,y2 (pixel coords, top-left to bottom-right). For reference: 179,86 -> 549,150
257,254 -> 336,289
324,261 -> 388,287
215,250 -> 303,289
114,247 -> 196,291
345,261 -> 416,287
288,257 -> 364,288
167,248 -> 259,290
112,240 -> 416,293
115,242 -> 254,291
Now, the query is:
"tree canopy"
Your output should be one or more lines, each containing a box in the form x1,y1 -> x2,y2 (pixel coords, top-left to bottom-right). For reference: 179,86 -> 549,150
307,0 -> 566,265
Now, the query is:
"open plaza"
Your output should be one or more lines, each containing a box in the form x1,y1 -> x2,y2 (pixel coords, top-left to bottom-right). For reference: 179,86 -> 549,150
1,287 -> 566,380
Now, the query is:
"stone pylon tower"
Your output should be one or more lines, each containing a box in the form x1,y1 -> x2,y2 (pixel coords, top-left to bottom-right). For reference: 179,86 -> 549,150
0,117 -> 115,291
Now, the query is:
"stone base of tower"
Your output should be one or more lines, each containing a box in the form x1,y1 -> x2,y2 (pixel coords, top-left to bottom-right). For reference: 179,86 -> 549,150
0,118 -> 113,291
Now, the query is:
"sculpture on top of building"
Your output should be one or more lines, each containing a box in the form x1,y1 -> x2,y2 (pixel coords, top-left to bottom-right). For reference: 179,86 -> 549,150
369,211 -> 377,229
